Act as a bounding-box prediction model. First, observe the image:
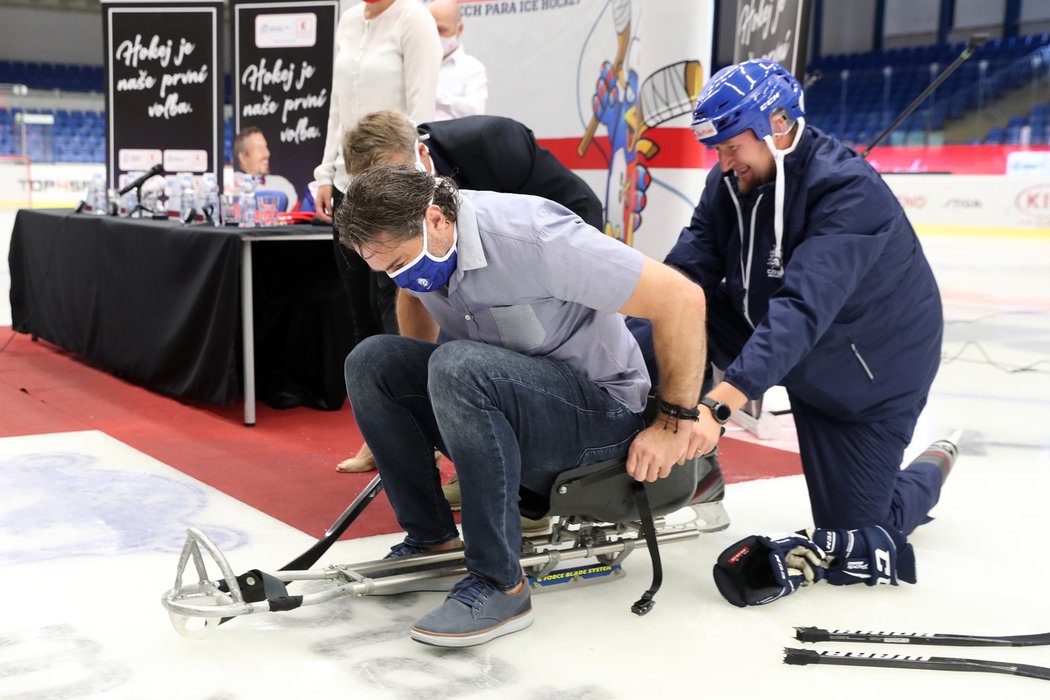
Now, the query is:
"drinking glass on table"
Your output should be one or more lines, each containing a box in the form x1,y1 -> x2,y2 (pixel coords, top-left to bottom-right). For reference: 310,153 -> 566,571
256,194 -> 280,227
220,194 -> 237,225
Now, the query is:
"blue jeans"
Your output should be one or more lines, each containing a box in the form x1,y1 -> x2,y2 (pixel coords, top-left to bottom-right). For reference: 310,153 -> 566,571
344,336 -> 646,588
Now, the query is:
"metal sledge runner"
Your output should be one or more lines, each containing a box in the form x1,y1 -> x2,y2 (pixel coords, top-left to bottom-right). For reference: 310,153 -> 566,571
161,452 -> 729,638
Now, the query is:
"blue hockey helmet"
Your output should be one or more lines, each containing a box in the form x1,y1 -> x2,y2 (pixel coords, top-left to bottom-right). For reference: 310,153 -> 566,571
691,60 -> 805,145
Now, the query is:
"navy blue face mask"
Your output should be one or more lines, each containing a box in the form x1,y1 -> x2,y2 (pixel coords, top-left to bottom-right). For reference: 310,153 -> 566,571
387,204 -> 458,292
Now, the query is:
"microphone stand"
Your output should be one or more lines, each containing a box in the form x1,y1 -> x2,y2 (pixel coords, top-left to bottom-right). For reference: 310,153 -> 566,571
128,183 -> 148,218
127,182 -> 168,219
862,33 -> 987,159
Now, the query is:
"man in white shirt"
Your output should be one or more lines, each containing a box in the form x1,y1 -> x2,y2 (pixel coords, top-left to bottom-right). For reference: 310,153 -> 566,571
234,126 -> 298,211
429,0 -> 488,120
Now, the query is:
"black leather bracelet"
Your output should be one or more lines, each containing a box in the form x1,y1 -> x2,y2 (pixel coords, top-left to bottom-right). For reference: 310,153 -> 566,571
658,400 -> 701,422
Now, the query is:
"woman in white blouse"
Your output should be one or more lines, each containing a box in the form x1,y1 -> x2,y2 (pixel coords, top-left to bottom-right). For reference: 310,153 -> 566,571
314,0 -> 441,211
313,0 -> 441,473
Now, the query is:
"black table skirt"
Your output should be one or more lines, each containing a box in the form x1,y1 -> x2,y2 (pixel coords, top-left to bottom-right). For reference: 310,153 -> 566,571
9,209 -> 354,409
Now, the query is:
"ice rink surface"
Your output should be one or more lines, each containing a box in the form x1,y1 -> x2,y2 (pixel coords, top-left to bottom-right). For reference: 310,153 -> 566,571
1,228 -> 1049,697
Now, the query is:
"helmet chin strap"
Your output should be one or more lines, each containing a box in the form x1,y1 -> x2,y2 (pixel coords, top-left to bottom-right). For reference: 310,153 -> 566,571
762,116 -> 806,278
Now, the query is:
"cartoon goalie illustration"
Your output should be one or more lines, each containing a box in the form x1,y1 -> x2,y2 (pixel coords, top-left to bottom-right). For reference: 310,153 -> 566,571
579,0 -> 705,247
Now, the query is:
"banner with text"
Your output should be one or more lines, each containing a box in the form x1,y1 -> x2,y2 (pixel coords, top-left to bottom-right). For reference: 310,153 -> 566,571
733,0 -> 811,78
459,0 -> 715,259
234,0 -> 338,199
102,1 -> 224,190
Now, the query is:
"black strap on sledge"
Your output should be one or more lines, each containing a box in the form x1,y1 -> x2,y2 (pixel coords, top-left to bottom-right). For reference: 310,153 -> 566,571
217,569 -> 304,612
629,481 -> 662,616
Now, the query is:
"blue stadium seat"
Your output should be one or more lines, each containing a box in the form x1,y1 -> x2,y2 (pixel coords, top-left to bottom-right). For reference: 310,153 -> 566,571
807,34 -> 1049,141
983,127 -> 1005,145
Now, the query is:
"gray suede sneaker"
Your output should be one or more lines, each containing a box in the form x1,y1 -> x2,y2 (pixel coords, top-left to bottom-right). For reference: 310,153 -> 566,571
410,574 -> 533,647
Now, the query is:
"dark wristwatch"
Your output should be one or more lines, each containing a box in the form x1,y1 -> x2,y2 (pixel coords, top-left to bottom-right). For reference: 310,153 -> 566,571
699,396 -> 731,425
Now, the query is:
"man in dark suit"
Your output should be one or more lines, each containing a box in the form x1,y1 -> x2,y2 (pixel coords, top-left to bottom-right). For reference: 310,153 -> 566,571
344,110 -> 603,230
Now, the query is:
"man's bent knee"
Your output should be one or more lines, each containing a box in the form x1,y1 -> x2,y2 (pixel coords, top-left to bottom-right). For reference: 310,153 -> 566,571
345,335 -> 395,382
427,340 -> 503,392
344,335 -> 427,399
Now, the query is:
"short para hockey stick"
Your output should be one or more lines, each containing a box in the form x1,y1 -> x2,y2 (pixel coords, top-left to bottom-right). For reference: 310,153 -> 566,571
795,626 -> 1050,648
784,648 -> 1050,682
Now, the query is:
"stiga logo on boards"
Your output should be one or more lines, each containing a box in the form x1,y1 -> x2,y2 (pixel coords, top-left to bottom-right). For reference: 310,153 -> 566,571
1015,184 -> 1050,216
944,198 -> 982,208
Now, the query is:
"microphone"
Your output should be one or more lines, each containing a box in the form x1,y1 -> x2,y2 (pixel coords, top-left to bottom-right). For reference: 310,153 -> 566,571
118,163 -> 164,195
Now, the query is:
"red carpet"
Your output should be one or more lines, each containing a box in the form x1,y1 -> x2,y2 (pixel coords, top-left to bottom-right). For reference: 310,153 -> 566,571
0,328 -> 802,540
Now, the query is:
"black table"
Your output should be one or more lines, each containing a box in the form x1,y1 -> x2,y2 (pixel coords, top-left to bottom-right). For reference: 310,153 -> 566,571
8,209 -> 354,424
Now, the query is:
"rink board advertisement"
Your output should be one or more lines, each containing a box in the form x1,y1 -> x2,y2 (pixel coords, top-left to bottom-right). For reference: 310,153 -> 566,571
883,174 -> 1050,231
459,0 -> 715,260
233,0 -> 338,198
102,1 -> 224,190
6,163 -> 1047,234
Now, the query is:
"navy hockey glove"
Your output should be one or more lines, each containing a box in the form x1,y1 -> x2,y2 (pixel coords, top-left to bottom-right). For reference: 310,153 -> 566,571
712,534 -> 828,607
810,525 -> 917,586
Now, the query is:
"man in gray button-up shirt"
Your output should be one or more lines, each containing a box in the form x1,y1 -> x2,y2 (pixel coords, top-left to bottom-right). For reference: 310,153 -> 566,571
336,165 -> 717,648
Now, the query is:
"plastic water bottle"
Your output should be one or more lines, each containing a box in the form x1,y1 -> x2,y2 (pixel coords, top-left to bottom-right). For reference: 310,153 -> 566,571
178,173 -> 195,221
165,175 -> 180,219
84,174 -> 97,213
88,173 -> 107,215
200,173 -> 221,224
120,174 -> 139,217
238,174 -> 256,228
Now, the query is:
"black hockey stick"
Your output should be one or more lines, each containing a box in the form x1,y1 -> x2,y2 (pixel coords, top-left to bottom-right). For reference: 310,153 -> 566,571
216,475 -> 385,625
281,474 -> 385,571
784,648 -> 1050,682
796,626 -> 1050,648
861,33 -> 987,159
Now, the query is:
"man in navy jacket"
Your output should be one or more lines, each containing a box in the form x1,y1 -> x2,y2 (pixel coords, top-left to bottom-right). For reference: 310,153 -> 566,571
667,60 -> 957,606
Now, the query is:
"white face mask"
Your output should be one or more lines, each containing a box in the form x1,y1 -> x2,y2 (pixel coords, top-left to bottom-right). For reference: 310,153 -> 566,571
440,35 -> 459,57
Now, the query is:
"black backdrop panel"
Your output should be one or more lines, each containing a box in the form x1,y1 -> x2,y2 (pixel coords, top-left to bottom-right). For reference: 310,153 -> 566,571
103,1 -> 224,190
233,1 -> 338,197
733,0 -> 812,78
